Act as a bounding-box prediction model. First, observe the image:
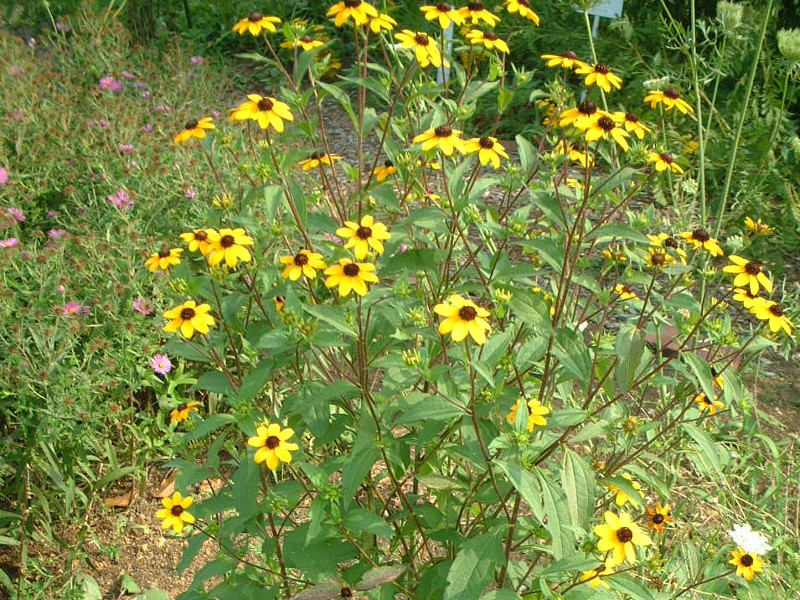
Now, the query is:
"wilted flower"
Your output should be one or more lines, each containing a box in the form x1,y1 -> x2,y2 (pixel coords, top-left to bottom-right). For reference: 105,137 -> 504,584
6,207 -> 24,223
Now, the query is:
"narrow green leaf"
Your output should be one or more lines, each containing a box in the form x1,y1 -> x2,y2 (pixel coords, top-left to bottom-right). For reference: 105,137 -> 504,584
443,527 -> 505,600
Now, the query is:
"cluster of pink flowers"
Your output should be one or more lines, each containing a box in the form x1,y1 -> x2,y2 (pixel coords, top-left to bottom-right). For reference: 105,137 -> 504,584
118,144 -> 135,153
107,188 -> 133,211
4,207 -> 23,226
99,76 -> 124,92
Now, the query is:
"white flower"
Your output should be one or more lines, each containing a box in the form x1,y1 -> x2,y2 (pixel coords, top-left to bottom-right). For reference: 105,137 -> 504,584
728,524 -> 772,555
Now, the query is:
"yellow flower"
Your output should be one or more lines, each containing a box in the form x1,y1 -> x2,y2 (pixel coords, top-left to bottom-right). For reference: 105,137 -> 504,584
732,287 -> 765,310
413,125 -> 466,155
612,111 -> 650,139
434,294 -> 491,345
723,255 -> 772,295
206,227 -> 254,268
248,421 -> 299,469
144,245 -> 182,272
647,233 -> 686,263
170,401 -> 201,425
504,0 -> 539,24
643,89 -> 694,114
369,13 -> 397,33
744,216 -> 772,235
324,259 -> 379,297
274,295 -> 286,312
458,1 -> 501,26
173,117 -> 215,145
678,229 -> 723,257
336,215 -> 391,260
648,152 -> 684,174
556,142 -> 595,168
420,3 -> 465,28
394,30 -> 444,68
580,560 -> 614,589
694,392 -> 724,415
372,160 -> 397,182
646,503 -> 673,532
585,115 -> 630,152
417,157 -> 442,170
298,152 -> 341,171
606,473 -> 646,508
155,492 -> 195,533
602,243 -> 626,263
163,301 -> 215,339
230,94 -> 294,133
541,51 -> 586,69
575,63 -> 623,93
560,98 -> 606,130
327,0 -> 378,27
729,548 -> 765,582
645,247 -> 676,269
181,229 -> 212,255
614,284 -> 638,301
232,13 -> 281,36
280,249 -> 327,281
751,301 -> 793,335
463,136 -> 509,169
465,29 -> 509,54
284,35 -> 324,51
525,397 -> 550,432
594,511 -> 652,567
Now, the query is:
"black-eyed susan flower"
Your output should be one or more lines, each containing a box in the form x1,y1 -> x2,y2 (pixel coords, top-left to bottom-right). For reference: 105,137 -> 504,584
744,216 -> 772,235
274,295 -> 286,312
156,492 -> 195,533
413,124 -> 466,155
556,142 -> 594,168
679,229 -> 723,257
324,259 -> 379,297
615,284 -> 638,301
458,1 -> 501,26
645,247 -> 676,269
420,3 -> 465,28
372,159 -> 396,182
230,94 -> 294,133
646,503 -> 673,532
732,288 -> 764,310
284,35 -> 324,51
465,29 -> 509,53
173,117 -> 215,145
751,301 -> 793,335
613,112 -> 650,139
248,421 -> 299,470
206,228 -> 254,268
280,249 -> 327,281
144,245 -> 182,272
463,136 -> 509,169
298,152 -> 341,171
729,548 -> 764,581
585,115 -> 630,151
648,152 -> 684,174
504,0 -> 539,24
580,560 -> 614,590
336,215 -> 391,260
723,255 -> 772,295
647,233 -> 686,263
606,473 -> 646,508
541,51 -> 585,69
170,401 -> 201,425
644,88 -> 694,114
181,229 -> 212,255
233,13 -> 281,36
327,0 -> 378,27
694,392 -> 724,415
594,511 -> 652,567
575,63 -> 622,93
164,301 -> 215,339
603,243 -> 627,263
369,13 -> 397,33
560,98 -> 605,130
434,294 -> 491,345
394,30 -> 444,68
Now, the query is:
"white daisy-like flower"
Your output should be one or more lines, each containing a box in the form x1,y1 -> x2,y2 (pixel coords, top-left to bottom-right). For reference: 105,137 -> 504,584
728,524 -> 772,555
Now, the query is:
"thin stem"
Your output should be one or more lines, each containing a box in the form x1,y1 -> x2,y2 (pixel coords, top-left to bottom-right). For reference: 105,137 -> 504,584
690,0 -> 707,222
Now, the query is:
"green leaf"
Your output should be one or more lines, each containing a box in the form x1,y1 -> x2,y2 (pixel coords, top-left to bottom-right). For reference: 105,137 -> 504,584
178,534 -> 207,574
304,304 -> 357,338
681,423 -> 726,475
396,392 -> 467,424
534,468 -> 574,559
182,413 -> 235,443
443,527 -> 505,600
318,81 -> 356,128
608,574 -> 655,599
480,591 -> 520,600
78,574 -> 102,600
684,353 -> 715,402
194,371 -> 233,395
615,324 -> 646,393
561,450 -> 595,530
356,565 -> 407,590
585,224 -> 649,245
341,422 -> 379,508
263,185 -> 282,224
119,573 -> 141,594
343,508 -> 393,539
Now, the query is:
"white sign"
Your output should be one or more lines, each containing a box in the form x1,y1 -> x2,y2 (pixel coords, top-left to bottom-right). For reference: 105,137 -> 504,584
576,0 -> 624,19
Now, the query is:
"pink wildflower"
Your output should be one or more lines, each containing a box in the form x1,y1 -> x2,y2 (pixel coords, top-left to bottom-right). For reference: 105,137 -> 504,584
0,238 -> 19,249
6,207 -> 24,223
107,188 -> 133,211
0,167 -> 8,185
63,301 -> 82,316
133,296 -> 153,316
118,144 -> 135,153
151,354 -> 172,376
190,56 -> 204,65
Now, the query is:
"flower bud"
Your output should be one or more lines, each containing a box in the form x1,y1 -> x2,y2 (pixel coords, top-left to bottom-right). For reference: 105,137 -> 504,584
716,1 -> 743,34
778,28 -> 800,64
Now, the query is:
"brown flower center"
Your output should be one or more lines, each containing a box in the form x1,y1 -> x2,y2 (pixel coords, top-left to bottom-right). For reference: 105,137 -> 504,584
414,33 -> 430,46
343,263 -> 360,277
180,307 -> 196,320
564,51 -> 578,59
740,554 -> 754,567
650,252 -> 666,266
384,159 -> 394,168
616,527 -> 633,543
484,31 -> 498,41
257,98 -> 274,112
300,35 -> 313,43
344,0 -> 362,7
578,98 -> 597,115
434,125 -> 452,137
248,12 -> 262,22
744,261 -> 761,275
692,228 -> 710,242
340,588 -> 354,599
620,285 -> 633,294
458,306 -> 478,321
597,115 -> 615,131
158,245 -> 172,258
356,226 -> 373,239
220,234 -> 235,248
664,88 -> 680,99
519,0 -> 531,6
170,504 -> 184,516
652,514 -> 665,525
310,151 -> 323,160
184,120 -> 198,130
594,63 -> 610,74
659,152 -> 673,163
468,0 -> 484,9
195,230 -> 208,241
625,112 -> 639,122
294,252 -> 309,266
479,137 -> 494,149
769,304 -> 784,317
437,2 -> 452,10
664,236 -> 679,249
265,435 -> 281,449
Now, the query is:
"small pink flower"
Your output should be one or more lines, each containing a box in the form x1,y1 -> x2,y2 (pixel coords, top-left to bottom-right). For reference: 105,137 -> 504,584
142,124 -> 153,134
58,285 -> 66,293
190,56 -> 204,65
0,167 -> 8,185
134,81 -> 148,90
118,144 -> 135,153
8,109 -> 25,122
324,232 -> 341,245
212,110 -> 220,119
99,76 -> 116,90
107,188 -> 133,211
0,238 -> 19,249
184,187 -> 197,200
400,244 -> 409,253
133,296 -> 153,316
48,210 -> 59,219
63,301 -> 82,316
121,70 -> 136,80
96,119 -> 110,128
151,354 -> 172,376
49,229 -> 68,240
141,91 -> 150,100
6,207 -> 24,223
